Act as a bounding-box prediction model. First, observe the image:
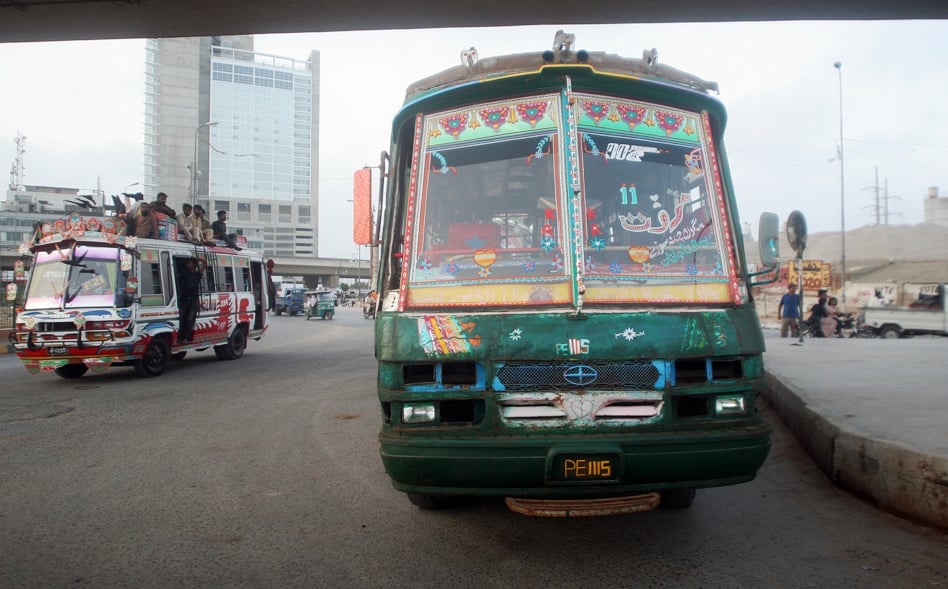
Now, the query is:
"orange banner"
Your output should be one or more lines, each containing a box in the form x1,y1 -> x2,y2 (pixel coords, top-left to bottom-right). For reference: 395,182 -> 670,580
353,169 -> 372,245
787,259 -> 831,290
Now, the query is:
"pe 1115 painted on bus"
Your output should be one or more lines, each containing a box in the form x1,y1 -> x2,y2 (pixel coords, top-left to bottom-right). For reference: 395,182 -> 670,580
355,32 -> 784,515
8,211 -> 269,378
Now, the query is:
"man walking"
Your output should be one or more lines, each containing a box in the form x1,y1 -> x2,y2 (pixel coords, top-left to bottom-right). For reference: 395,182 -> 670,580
777,283 -> 801,338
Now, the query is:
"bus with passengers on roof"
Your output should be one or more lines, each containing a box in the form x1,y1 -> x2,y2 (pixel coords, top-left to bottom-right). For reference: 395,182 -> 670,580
8,210 -> 269,378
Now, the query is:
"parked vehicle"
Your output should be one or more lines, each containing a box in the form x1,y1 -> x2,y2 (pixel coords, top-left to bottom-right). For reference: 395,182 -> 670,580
275,287 -> 306,316
861,285 -> 948,338
304,290 -> 335,320
355,32 -> 784,514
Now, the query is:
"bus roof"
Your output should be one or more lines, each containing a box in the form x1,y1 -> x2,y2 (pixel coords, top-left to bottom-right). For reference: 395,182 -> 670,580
405,33 -> 719,102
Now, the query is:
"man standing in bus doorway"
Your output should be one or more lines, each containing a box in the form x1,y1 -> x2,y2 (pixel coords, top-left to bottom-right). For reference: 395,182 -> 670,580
178,256 -> 206,344
777,283 -> 801,338
266,258 -> 276,312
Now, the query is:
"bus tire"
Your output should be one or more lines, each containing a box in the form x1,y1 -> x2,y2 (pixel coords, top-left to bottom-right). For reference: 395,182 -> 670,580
215,327 -> 246,361
660,488 -> 696,509
135,337 -> 170,377
55,364 -> 89,379
406,493 -> 453,510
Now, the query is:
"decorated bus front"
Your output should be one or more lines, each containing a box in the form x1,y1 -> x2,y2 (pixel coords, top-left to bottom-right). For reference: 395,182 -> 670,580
371,45 -> 778,512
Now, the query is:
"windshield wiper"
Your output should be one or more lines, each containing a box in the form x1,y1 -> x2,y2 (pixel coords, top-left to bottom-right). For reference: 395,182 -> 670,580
60,250 -> 88,268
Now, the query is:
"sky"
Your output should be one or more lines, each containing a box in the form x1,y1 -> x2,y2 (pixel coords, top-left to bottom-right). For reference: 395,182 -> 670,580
3,21 -> 948,258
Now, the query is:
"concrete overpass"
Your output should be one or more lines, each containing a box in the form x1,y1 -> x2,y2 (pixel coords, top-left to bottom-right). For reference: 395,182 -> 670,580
266,256 -> 371,289
0,246 -> 370,290
1,0 -> 946,43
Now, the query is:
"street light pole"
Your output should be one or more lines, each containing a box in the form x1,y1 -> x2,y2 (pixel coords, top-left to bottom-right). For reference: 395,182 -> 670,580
834,61 -> 846,312
191,121 -> 218,206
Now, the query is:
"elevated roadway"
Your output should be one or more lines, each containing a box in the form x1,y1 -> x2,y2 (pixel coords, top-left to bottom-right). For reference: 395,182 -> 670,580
0,248 -> 370,289
1,0 -> 946,43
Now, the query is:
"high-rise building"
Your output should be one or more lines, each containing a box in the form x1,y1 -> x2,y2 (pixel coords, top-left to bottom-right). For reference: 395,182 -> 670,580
144,36 -> 320,257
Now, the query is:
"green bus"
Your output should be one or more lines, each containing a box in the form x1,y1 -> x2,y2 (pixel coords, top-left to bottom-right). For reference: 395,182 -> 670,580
356,33 -> 781,515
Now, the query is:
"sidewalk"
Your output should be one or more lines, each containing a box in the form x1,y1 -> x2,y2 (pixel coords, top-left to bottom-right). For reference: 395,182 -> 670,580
761,331 -> 948,529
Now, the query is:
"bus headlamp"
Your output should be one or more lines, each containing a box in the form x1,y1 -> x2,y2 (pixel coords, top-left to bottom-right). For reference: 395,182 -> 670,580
714,395 -> 746,416
402,403 -> 436,424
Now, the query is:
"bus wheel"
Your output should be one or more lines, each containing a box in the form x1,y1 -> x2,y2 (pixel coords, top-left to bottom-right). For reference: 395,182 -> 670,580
135,338 -> 170,377
660,488 -> 696,509
406,493 -> 453,510
55,364 -> 88,379
215,328 -> 246,361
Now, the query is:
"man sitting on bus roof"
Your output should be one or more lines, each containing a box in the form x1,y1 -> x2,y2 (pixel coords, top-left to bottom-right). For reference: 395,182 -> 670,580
176,203 -> 202,243
212,210 -> 241,250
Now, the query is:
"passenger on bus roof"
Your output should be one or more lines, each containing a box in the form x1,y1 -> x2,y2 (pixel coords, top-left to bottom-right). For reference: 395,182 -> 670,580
212,210 -> 241,250
151,191 -> 176,218
133,202 -> 160,239
176,203 -> 202,243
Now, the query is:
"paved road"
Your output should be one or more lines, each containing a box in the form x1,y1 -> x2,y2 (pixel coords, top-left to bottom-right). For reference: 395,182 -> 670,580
1,307 -> 945,588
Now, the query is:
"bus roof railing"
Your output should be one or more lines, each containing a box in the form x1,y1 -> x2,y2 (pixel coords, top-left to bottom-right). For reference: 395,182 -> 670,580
406,32 -> 719,100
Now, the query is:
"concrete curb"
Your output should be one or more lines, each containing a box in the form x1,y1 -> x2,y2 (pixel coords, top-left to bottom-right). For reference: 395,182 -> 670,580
0,328 -> 12,355
762,370 -> 948,530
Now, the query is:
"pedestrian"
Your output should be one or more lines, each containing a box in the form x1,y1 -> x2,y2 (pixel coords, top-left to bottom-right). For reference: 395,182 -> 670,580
777,283 -> 801,338
177,256 -> 206,344
151,191 -> 176,218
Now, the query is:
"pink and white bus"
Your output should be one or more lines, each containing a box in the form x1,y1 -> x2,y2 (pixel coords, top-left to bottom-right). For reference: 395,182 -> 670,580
9,212 -> 269,378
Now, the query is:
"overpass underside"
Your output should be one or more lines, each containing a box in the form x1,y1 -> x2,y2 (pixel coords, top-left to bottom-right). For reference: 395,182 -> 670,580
2,0 -> 946,43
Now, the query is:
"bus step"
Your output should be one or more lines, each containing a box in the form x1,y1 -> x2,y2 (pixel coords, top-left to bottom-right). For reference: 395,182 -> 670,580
504,493 -> 660,517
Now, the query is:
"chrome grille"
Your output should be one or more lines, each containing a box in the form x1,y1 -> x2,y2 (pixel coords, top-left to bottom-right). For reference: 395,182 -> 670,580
496,361 -> 660,391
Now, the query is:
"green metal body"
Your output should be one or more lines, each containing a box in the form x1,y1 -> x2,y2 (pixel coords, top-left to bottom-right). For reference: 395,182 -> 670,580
371,42 -> 770,499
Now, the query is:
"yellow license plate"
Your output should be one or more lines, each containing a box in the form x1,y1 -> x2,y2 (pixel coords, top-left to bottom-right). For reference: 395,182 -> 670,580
553,454 -> 618,482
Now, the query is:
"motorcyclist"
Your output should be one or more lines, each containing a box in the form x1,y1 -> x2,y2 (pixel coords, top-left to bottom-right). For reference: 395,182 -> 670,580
363,290 -> 378,319
805,289 -> 828,337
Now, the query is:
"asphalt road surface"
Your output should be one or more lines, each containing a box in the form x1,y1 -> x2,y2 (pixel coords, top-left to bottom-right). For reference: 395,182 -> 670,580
1,306 -> 945,588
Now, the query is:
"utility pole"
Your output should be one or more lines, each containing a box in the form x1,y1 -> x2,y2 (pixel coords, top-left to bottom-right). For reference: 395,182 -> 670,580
874,166 -> 880,225
882,179 -> 901,225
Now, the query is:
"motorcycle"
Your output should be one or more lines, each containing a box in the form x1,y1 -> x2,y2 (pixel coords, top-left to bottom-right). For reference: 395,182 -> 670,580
362,297 -> 376,319
799,313 -> 873,338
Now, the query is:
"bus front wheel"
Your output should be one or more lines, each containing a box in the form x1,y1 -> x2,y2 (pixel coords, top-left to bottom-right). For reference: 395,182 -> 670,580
135,338 -> 170,378
407,493 -> 453,510
660,488 -> 696,509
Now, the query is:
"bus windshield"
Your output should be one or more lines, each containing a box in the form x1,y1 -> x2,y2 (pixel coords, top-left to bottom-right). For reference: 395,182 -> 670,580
406,92 -> 737,308
25,246 -> 122,310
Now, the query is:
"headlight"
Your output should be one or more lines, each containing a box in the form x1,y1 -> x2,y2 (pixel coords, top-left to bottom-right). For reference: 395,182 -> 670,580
402,403 -> 436,424
714,395 -> 746,416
